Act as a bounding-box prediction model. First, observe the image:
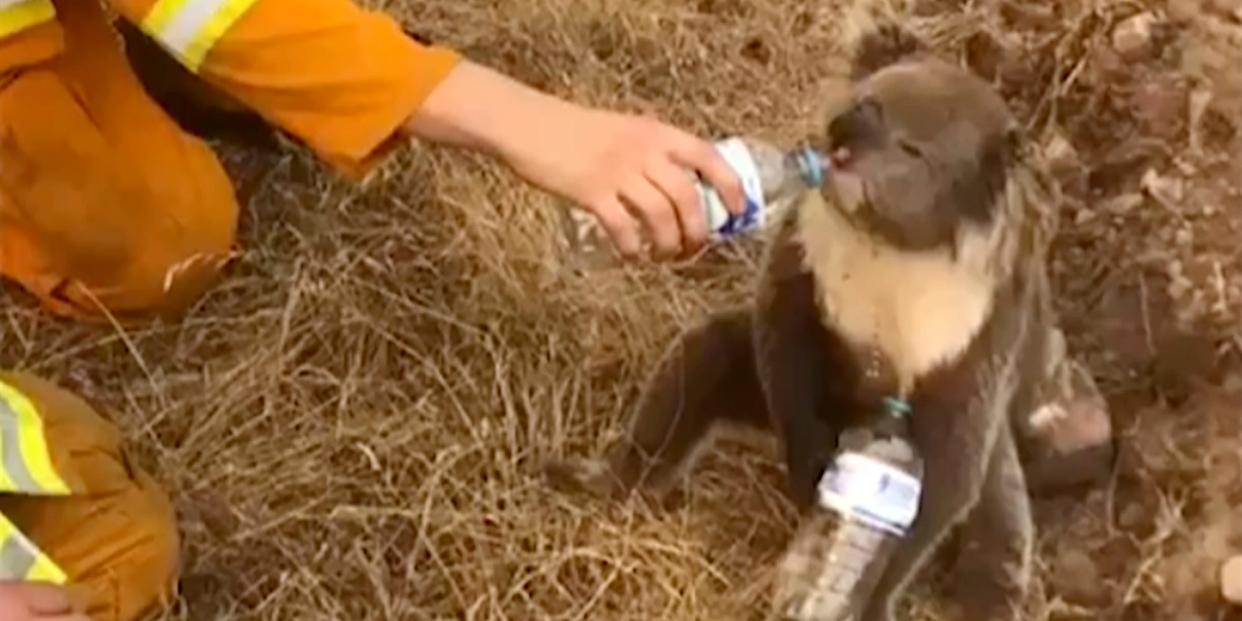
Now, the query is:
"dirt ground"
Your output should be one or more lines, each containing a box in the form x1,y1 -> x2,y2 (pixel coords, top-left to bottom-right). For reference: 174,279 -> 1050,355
1,0 -> 1239,619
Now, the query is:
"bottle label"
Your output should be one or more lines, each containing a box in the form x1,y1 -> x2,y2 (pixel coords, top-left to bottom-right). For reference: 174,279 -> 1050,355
702,137 -> 765,238
816,451 -> 922,536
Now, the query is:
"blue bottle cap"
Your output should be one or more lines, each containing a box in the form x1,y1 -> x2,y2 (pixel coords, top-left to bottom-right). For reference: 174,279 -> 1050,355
882,396 -> 912,418
796,148 -> 826,188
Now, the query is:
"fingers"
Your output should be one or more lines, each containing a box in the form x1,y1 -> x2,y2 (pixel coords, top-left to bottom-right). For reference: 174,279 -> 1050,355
588,195 -> 643,261
0,581 -> 88,620
4,582 -> 72,615
619,177 -> 682,259
573,117 -> 748,262
668,134 -> 745,216
645,158 -> 708,255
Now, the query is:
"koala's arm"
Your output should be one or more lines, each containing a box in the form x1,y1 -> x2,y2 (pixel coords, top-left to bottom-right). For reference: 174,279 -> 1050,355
862,359 -> 1013,621
753,237 -> 847,511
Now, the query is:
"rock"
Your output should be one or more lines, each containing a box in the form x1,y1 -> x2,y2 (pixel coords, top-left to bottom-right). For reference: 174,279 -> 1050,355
1074,206 -> 1096,225
1112,12 -> 1157,60
1142,168 -> 1185,209
1118,502 -> 1148,530
1051,547 -> 1109,606
1043,131 -> 1080,178
1222,556 -> 1242,604
1103,192 -> 1145,216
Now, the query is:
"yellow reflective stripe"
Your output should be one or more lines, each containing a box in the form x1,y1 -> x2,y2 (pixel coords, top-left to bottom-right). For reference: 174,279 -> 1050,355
140,0 -> 260,72
0,513 -> 66,584
0,381 -> 70,496
0,0 -> 55,39
26,553 -> 67,584
181,0 -> 259,70
140,0 -> 193,36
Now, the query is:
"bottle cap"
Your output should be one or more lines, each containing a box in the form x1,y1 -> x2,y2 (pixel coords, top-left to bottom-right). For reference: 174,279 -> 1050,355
795,147 -> 826,188
882,397 -> 912,419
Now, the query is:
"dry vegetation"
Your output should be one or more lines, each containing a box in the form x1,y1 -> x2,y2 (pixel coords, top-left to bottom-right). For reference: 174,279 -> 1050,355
2,0 -> 1240,619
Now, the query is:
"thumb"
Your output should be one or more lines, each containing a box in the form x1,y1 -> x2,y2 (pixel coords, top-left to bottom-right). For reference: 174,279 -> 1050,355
0,581 -> 73,615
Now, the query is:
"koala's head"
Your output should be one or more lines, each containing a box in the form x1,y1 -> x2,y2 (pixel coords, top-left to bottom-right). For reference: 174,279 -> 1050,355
818,24 -> 1022,251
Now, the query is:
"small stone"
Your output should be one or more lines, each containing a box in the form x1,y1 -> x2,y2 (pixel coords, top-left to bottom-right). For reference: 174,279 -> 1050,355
1044,131 -> 1080,176
1222,556 -> 1242,604
1118,502 -> 1147,529
1176,228 -> 1194,247
1174,156 -> 1198,176
1169,277 -> 1192,301
1075,207 -> 1097,225
1142,168 -> 1184,208
1051,547 -> 1108,606
1112,12 -> 1157,60
1103,192 -> 1144,215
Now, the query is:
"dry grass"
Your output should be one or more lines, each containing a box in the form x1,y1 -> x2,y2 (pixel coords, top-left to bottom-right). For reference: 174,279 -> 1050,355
1,0 -> 1239,620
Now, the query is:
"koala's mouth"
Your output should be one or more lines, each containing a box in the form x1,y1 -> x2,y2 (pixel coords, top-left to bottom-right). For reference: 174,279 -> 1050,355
822,153 -> 865,217
829,146 -> 854,170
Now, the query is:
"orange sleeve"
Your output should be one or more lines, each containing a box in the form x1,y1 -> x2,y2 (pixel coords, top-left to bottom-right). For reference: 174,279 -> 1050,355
0,19 -> 64,76
111,0 -> 460,178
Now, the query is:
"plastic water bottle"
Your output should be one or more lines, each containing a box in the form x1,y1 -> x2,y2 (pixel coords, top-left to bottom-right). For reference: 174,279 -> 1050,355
773,398 -> 924,621
558,136 -> 826,270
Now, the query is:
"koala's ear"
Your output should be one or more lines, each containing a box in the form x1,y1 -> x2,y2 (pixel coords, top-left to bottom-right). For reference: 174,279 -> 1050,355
846,15 -> 927,80
957,123 -> 1024,224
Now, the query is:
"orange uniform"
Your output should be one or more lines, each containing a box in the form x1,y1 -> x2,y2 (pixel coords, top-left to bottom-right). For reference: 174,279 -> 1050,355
0,0 -> 459,618
0,372 -> 179,621
1,0 -> 459,321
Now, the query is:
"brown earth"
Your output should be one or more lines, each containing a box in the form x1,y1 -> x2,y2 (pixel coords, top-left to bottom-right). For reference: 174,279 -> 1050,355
1,0 -> 1239,619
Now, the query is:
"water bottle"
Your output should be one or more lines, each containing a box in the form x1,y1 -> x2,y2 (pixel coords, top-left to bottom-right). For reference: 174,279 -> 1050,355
773,398 -> 924,621
557,136 -> 826,270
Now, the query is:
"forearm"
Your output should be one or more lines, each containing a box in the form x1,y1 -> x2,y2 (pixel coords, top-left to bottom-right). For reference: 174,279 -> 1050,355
402,60 -> 581,163
399,54 -> 744,260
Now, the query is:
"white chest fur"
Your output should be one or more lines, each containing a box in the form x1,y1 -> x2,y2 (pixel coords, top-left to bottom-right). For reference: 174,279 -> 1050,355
794,193 -> 998,394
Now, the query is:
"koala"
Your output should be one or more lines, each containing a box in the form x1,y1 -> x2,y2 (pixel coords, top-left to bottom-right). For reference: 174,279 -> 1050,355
543,16 -> 1113,621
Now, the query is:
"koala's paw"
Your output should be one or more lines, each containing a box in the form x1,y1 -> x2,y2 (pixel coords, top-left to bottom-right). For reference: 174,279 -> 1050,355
1025,362 -> 1116,495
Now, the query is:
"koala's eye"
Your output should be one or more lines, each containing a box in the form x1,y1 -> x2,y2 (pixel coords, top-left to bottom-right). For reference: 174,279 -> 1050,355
898,141 -> 923,158
856,98 -> 883,124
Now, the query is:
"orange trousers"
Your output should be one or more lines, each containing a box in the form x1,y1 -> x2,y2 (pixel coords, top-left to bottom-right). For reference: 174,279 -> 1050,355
0,0 -> 458,322
0,0 -> 458,619
0,371 -> 180,621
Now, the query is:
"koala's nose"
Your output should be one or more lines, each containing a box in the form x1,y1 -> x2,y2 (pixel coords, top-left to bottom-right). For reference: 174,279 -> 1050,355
828,99 -> 883,153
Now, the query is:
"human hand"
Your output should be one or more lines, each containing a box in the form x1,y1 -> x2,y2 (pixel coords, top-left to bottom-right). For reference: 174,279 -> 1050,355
0,582 -> 89,621
504,105 -> 746,260
405,61 -> 745,260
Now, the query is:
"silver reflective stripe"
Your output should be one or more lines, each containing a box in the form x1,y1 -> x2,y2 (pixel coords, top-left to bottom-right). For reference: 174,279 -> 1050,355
0,529 -> 36,580
0,0 -> 30,8
157,0 -> 230,59
0,399 -> 40,493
